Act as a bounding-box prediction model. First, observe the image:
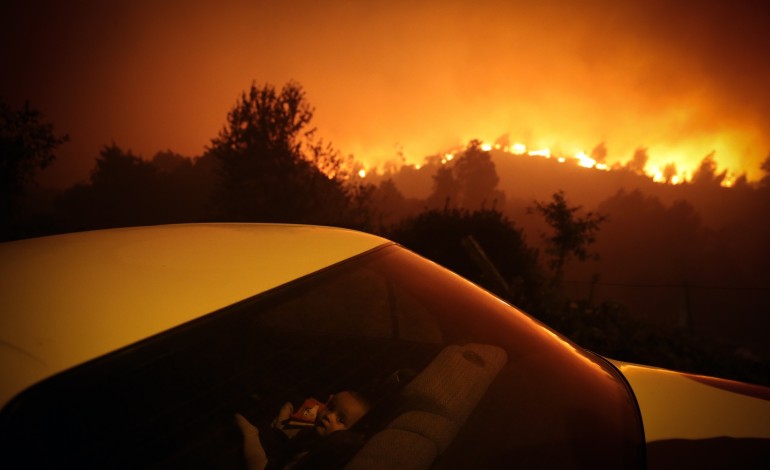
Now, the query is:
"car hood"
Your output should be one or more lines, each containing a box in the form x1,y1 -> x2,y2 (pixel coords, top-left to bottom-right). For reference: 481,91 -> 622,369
609,359 -> 770,443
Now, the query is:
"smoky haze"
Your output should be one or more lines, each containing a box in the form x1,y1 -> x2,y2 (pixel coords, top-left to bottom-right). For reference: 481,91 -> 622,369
2,0 -> 769,188
4,0 -> 770,380
374,144 -> 770,360
4,82 -> 770,385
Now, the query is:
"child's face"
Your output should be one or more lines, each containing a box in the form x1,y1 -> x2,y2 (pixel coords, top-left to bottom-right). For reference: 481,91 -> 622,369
314,391 -> 368,436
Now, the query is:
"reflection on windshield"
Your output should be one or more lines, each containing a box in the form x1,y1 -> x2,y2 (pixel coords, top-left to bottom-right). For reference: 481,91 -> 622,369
0,245 -> 644,469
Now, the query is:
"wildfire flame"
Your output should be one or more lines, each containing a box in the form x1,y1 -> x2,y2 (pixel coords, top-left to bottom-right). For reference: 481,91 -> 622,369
528,148 -> 551,158
355,137 -> 739,188
479,140 -> 737,187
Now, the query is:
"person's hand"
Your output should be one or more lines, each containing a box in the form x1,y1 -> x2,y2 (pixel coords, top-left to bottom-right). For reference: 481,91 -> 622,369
272,401 -> 294,428
235,413 -> 268,470
271,401 -> 300,438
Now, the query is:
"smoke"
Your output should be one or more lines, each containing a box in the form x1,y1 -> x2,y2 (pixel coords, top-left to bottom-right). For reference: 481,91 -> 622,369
2,0 -> 768,188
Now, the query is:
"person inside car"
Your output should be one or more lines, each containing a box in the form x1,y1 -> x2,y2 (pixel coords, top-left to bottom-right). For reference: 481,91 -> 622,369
235,390 -> 371,470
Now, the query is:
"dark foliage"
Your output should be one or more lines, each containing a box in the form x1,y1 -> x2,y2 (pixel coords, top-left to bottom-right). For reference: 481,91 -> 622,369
1,100 -> 69,240
529,190 -> 607,283
387,207 -> 543,311
4,85 -> 769,387
58,145 -> 216,232
206,81 -> 355,225
425,140 -> 505,211
543,301 -> 770,386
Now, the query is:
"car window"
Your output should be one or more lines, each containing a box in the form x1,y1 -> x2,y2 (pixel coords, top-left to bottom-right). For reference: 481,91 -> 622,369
0,245 -> 644,469
391,281 -> 443,344
256,267 -> 394,339
256,263 -> 443,345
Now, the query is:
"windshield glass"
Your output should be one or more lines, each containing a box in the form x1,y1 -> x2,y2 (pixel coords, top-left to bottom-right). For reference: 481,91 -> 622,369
0,245 -> 644,468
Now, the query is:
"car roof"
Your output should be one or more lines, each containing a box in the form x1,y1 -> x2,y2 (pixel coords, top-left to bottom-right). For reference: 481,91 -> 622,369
0,223 -> 389,408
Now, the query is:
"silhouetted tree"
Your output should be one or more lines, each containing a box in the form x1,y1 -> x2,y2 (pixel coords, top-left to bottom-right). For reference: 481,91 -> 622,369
585,189 -> 719,330
151,149 -> 191,173
150,150 -> 217,222
732,173 -> 749,189
60,144 -> 161,229
662,162 -> 678,184
530,190 -> 607,283
424,140 -> 505,211
388,207 -> 541,307
207,81 -> 351,224
692,152 -> 726,186
368,178 -> 412,229
1,100 -> 69,239
453,140 -> 505,209
59,146 -> 217,231
590,141 -> 608,163
626,146 -> 648,175
758,153 -> 770,189
425,165 -> 459,209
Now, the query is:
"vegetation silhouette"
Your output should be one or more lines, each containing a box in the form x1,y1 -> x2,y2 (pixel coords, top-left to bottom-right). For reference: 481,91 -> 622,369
1,100 -> 69,239
387,206 -> 545,313
424,140 -> 505,211
529,190 -> 607,285
59,145 -> 217,232
206,81 -> 360,226
3,82 -> 770,386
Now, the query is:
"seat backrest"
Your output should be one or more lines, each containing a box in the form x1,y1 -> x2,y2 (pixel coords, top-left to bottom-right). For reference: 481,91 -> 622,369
345,343 -> 508,470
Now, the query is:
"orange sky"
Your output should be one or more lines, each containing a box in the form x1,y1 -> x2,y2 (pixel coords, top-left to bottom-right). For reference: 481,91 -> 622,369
3,0 -> 769,188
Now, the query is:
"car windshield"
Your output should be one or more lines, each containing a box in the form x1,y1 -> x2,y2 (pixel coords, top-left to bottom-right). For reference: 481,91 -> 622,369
0,244 -> 644,468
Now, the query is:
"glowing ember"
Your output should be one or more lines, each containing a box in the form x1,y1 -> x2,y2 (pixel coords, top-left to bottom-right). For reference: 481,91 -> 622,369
406,137 -> 743,188
529,149 -> 551,158
575,151 -> 598,169
650,166 -> 665,183
511,143 -> 527,154
721,174 -> 737,187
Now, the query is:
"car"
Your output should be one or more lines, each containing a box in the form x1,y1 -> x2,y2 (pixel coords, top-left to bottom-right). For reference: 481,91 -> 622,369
1,223 -> 768,469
